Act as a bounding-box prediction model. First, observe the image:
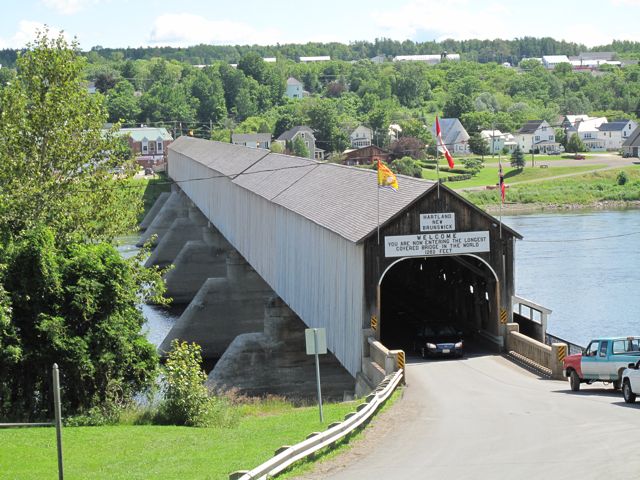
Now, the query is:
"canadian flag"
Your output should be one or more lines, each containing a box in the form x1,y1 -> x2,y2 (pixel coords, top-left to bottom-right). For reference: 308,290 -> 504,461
435,116 -> 455,169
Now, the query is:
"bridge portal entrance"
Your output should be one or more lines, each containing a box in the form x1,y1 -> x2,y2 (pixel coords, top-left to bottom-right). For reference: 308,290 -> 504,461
378,254 -> 498,354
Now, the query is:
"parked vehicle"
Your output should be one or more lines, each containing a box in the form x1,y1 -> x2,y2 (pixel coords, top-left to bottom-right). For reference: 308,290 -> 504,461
562,337 -> 640,391
622,359 -> 640,403
416,324 -> 463,358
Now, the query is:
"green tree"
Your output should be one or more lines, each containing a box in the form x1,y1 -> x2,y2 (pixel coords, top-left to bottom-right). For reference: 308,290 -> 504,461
468,133 -> 490,158
510,146 -> 525,170
390,156 -> 422,177
0,31 -> 140,243
106,79 -> 141,124
443,94 -> 474,119
566,133 -> 586,153
0,227 -> 161,420
158,340 -> 211,427
291,135 -> 310,158
190,67 -> 226,124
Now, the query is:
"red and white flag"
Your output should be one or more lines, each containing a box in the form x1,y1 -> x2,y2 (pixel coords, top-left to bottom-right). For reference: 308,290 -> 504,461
435,116 -> 455,169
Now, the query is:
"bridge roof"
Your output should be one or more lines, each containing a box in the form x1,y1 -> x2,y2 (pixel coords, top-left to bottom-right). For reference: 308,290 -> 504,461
170,137 -> 436,243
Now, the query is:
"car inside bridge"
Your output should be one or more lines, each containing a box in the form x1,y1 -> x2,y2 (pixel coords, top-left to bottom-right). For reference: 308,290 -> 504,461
379,255 -> 497,357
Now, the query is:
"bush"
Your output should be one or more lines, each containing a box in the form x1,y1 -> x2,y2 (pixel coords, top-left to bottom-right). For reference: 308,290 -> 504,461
157,340 -> 211,427
617,171 -> 629,186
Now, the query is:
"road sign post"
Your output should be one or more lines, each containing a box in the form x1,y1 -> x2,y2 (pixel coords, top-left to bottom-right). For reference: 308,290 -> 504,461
305,328 -> 327,423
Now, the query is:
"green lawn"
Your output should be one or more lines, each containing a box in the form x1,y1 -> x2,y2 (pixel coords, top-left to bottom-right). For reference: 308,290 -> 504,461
0,401 -> 359,480
464,165 -> 640,206
442,164 -> 606,189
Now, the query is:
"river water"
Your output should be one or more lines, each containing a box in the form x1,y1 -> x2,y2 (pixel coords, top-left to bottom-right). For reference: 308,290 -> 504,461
503,209 -> 640,347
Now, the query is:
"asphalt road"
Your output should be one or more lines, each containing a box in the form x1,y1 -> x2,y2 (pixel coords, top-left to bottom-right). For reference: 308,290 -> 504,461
302,353 -> 640,480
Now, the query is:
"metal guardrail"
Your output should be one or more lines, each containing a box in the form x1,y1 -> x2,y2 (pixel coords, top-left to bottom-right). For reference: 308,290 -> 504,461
546,333 -> 584,356
229,369 -> 404,480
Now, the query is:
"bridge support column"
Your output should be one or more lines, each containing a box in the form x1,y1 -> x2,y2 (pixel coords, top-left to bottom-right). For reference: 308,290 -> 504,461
139,191 -> 171,231
159,251 -> 274,359
144,207 -> 209,268
207,297 -> 355,400
137,191 -> 189,247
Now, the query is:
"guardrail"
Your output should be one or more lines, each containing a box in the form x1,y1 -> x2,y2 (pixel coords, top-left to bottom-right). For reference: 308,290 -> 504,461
229,368 -> 404,480
546,333 -> 584,356
506,324 -> 565,379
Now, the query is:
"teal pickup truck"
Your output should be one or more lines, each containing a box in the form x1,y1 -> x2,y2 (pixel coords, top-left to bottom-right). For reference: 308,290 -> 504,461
562,337 -> 640,391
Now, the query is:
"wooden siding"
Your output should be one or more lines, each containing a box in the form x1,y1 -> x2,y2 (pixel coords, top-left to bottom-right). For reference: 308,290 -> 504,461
169,151 -> 365,376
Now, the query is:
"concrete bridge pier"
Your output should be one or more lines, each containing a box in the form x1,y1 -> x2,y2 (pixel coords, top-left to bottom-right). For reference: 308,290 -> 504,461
207,297 -> 355,400
159,251 -> 274,359
137,190 -> 189,247
139,191 -> 171,232
144,207 -> 209,268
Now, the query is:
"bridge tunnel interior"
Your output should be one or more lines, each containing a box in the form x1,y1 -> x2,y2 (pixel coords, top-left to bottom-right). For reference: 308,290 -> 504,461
379,255 -> 497,355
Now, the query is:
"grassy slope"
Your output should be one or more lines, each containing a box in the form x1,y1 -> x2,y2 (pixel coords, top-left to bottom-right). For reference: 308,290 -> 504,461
0,401 -> 358,480
464,165 -> 640,206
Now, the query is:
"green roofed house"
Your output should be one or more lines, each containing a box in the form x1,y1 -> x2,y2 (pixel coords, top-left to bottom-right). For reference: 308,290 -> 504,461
115,127 -> 174,171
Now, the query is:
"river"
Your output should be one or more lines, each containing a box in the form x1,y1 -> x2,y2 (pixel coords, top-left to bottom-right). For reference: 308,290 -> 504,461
503,209 -> 640,347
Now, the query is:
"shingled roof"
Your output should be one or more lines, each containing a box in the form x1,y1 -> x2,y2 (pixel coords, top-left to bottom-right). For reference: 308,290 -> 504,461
169,137 -> 434,243
517,120 -> 544,134
169,137 -> 522,243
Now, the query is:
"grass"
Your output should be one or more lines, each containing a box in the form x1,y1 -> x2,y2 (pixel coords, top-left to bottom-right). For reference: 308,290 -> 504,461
464,165 -> 640,206
126,173 -> 172,223
0,399 -> 360,480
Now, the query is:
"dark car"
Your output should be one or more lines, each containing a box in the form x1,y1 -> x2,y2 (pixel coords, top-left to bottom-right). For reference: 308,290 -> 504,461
417,324 -> 464,358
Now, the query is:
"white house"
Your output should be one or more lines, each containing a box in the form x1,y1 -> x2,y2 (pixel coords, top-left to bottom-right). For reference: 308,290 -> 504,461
517,120 -> 560,153
299,56 -> 330,62
431,118 -> 470,155
276,126 -> 323,160
597,119 -> 638,150
286,77 -> 304,99
480,130 -> 517,154
622,126 -> 640,157
566,117 -> 608,151
393,53 -> 460,64
542,55 -> 570,69
231,133 -> 272,150
350,125 -> 373,148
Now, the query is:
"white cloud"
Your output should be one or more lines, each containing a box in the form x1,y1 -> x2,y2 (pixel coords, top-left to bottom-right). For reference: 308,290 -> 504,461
148,13 -> 282,46
0,21 -> 69,49
41,0 -> 99,15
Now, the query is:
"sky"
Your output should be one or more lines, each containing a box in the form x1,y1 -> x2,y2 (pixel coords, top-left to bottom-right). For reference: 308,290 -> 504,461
2,0 -> 640,50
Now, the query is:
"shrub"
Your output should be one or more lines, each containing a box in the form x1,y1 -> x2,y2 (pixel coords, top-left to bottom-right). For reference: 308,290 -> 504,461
617,171 -> 629,186
158,340 -> 212,427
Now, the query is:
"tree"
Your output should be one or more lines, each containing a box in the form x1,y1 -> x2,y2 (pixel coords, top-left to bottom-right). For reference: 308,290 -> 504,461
106,80 -> 141,124
443,94 -> 474,119
0,31 -> 141,244
291,135 -> 310,158
510,146 -> 526,170
190,67 -> 226,124
389,136 -> 426,160
0,227 -> 161,420
468,132 -> 490,158
566,133 -> 587,153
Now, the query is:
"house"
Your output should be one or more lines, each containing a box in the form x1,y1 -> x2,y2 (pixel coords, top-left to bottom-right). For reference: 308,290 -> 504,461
565,117 -> 608,151
299,56 -> 330,63
479,130 -> 517,154
517,120 -> 560,153
542,55 -> 570,69
231,133 -> 272,150
393,53 -> 460,64
350,125 -> 373,148
114,127 -> 173,169
430,118 -> 470,154
598,119 -> 639,150
622,126 -> 640,157
343,145 -> 390,166
276,126 -> 321,160
370,55 -> 386,64
562,114 -> 590,129
286,77 -> 304,99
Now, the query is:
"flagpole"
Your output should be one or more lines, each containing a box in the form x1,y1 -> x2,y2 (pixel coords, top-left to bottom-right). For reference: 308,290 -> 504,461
435,141 -> 440,199
377,181 -> 380,245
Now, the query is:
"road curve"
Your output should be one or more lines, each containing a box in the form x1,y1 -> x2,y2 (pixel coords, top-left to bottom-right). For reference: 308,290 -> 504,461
298,354 -> 640,480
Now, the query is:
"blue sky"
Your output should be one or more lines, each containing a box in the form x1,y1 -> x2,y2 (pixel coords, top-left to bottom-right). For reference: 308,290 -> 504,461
2,0 -> 640,50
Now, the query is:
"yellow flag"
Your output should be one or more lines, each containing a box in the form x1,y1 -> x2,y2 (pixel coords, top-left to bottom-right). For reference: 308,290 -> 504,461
377,160 -> 398,191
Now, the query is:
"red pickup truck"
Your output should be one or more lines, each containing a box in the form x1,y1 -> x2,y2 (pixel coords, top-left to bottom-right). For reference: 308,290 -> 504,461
563,337 -> 640,391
